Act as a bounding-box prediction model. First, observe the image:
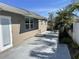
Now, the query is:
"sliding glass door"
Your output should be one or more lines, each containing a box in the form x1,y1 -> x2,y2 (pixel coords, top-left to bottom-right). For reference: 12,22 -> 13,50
0,15 -> 12,52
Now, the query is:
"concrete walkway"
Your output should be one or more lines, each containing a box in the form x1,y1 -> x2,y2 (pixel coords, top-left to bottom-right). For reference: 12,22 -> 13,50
0,37 -> 71,59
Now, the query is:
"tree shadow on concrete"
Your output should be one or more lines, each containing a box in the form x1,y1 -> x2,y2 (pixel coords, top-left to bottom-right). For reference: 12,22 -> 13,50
29,36 -> 58,59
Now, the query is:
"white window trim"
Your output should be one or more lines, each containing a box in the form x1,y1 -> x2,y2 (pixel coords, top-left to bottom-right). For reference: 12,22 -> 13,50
0,15 -> 13,52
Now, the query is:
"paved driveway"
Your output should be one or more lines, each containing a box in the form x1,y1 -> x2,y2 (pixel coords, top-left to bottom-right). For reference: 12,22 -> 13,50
0,36 -> 71,59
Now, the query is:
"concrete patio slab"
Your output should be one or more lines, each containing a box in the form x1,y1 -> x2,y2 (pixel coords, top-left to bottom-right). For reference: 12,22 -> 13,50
0,37 -> 71,59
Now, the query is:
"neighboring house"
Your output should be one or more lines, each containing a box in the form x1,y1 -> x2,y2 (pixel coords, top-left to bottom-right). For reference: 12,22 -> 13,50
47,13 -> 56,31
47,20 -> 54,31
47,19 -> 55,31
0,2 -> 47,52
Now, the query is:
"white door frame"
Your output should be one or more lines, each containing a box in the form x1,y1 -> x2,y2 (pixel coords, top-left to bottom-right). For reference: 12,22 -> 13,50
0,15 -> 13,52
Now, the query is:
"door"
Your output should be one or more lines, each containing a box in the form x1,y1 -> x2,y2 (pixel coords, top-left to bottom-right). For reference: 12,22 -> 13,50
0,15 -> 12,52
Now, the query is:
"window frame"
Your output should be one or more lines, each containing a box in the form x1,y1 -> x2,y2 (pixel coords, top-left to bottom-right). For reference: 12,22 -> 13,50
25,17 -> 38,31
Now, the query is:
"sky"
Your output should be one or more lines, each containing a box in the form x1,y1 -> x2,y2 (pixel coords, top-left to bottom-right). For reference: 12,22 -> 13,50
0,0 -> 72,17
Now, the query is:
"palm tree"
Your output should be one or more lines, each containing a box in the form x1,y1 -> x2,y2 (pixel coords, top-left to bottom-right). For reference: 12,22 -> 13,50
54,10 -> 74,43
54,2 -> 79,59
55,9 -> 73,30
67,3 -> 79,12
54,2 -> 79,37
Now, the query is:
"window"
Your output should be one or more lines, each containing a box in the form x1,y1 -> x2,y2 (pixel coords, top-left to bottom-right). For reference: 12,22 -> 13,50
25,19 -> 29,29
25,17 -> 38,31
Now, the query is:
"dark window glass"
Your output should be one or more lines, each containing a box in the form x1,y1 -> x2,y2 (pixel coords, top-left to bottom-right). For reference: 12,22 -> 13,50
34,19 -> 38,29
30,19 -> 33,23
25,17 -> 38,31
25,23 -> 29,29
31,23 -> 34,29
25,18 -> 29,23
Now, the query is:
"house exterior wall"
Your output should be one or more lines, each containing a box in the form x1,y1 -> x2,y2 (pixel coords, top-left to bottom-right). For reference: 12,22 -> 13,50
73,23 -> 79,45
68,22 -> 79,46
0,11 -> 47,46
39,20 -> 47,32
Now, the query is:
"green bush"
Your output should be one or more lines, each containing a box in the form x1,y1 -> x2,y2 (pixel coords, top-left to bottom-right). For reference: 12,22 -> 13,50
71,42 -> 79,48
75,53 -> 79,59
62,37 -> 72,44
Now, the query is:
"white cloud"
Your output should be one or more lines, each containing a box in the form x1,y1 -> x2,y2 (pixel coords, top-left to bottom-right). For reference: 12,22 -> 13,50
32,8 -> 60,13
29,8 -> 62,17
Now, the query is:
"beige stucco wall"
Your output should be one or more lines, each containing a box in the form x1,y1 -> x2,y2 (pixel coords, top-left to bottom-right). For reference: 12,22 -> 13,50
39,20 -> 47,32
0,11 -> 47,46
